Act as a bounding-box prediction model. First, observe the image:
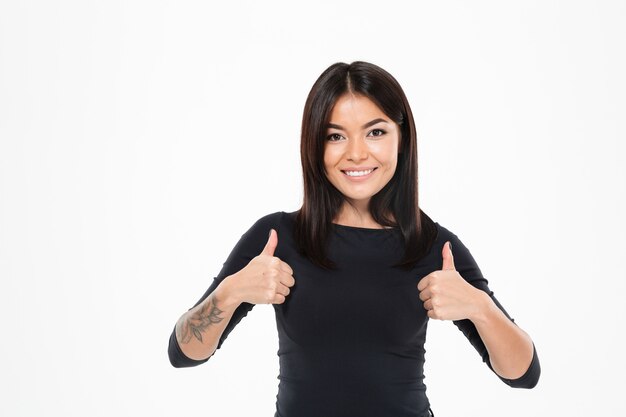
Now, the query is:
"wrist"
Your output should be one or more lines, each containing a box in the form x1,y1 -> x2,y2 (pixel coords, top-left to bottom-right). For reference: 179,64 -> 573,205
468,290 -> 497,325
215,274 -> 243,309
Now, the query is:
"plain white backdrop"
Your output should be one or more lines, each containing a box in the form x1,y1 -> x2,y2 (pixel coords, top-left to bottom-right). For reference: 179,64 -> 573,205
1,1 -> 624,416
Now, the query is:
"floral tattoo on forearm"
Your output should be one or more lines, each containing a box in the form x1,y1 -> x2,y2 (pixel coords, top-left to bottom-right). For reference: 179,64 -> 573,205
176,293 -> 225,344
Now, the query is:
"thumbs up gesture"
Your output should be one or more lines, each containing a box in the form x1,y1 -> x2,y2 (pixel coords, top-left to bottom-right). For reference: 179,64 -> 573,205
227,229 -> 296,305
417,241 -> 486,321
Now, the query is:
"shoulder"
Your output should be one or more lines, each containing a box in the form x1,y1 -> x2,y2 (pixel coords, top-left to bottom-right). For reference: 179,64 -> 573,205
431,221 -> 474,254
251,210 -> 285,227
223,211 -> 288,258
428,220 -> 477,259
418,209 -> 450,247
243,211 -> 286,236
433,221 -> 455,243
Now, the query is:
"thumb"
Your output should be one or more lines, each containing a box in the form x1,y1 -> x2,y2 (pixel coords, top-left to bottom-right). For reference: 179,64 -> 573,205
442,241 -> 456,270
261,228 -> 278,256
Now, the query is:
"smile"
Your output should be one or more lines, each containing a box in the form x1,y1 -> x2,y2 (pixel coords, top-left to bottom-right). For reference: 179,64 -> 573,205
341,167 -> 377,181
343,168 -> 375,177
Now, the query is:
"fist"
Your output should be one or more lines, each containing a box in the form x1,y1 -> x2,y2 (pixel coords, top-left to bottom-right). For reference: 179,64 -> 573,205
228,229 -> 296,305
417,241 -> 486,320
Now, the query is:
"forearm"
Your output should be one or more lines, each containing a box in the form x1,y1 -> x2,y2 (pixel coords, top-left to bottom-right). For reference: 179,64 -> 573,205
174,275 -> 242,361
469,292 -> 535,380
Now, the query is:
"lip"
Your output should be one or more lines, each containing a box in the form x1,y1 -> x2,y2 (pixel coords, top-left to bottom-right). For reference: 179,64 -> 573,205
341,167 -> 377,181
341,167 -> 378,172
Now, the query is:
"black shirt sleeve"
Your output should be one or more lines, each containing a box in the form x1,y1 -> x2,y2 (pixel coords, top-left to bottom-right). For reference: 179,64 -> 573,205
443,227 -> 541,389
168,212 -> 280,368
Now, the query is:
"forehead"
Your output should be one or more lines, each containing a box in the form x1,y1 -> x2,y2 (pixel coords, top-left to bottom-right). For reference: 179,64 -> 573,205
329,93 -> 386,121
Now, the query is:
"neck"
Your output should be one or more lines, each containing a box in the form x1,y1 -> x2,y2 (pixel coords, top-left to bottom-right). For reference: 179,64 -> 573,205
334,202 -> 395,229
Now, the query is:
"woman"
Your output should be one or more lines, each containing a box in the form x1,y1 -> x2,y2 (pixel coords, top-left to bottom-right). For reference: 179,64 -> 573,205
168,61 -> 541,417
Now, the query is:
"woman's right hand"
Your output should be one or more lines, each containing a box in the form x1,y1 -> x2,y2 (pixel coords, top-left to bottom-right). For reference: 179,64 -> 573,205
224,229 -> 296,305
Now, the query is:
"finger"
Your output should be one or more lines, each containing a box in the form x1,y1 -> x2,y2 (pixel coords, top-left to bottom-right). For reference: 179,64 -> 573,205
279,260 -> 294,275
427,309 -> 439,320
275,283 -> 291,297
272,293 -> 286,304
442,241 -> 456,271
261,229 -> 278,256
417,275 -> 430,292
280,273 -> 296,287
423,299 -> 433,311
418,288 -> 431,302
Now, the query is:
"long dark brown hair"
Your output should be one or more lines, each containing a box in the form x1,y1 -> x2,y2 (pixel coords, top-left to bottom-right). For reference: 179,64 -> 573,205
293,61 -> 438,271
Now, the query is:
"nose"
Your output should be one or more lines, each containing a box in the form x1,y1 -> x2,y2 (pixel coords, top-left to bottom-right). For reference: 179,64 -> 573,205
346,137 -> 368,161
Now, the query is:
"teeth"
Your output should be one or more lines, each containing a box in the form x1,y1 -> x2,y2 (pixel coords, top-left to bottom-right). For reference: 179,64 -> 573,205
344,168 -> 374,177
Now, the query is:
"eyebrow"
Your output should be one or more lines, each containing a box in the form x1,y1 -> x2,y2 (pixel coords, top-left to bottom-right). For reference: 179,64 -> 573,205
326,118 -> 390,131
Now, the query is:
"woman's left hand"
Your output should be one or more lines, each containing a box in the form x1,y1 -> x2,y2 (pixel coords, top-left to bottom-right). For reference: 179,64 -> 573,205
417,241 -> 487,321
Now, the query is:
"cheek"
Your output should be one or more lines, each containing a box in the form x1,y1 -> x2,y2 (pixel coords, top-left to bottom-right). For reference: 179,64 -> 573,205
322,158 -> 331,174
371,146 -> 398,166
385,137 -> 401,166
323,148 -> 339,168
322,156 -> 335,178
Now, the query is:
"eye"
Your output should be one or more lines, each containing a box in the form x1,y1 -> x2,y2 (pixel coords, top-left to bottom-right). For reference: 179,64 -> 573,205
368,129 -> 386,137
326,133 -> 344,142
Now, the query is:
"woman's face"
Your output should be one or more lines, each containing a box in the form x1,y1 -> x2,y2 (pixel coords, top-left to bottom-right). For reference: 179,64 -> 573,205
323,93 -> 401,209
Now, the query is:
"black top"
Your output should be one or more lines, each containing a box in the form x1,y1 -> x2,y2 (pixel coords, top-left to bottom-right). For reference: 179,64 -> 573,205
168,211 -> 540,417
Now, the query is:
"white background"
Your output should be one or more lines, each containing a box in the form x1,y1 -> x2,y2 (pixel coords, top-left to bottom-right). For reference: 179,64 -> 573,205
1,1 -> 624,416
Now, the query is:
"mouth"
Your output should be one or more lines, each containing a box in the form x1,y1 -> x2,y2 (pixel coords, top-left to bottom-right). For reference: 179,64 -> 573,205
340,167 -> 378,180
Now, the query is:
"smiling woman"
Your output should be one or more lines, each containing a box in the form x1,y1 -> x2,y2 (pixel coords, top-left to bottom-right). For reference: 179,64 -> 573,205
323,96 -> 401,223
295,61 -> 430,270
169,61 -> 540,417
